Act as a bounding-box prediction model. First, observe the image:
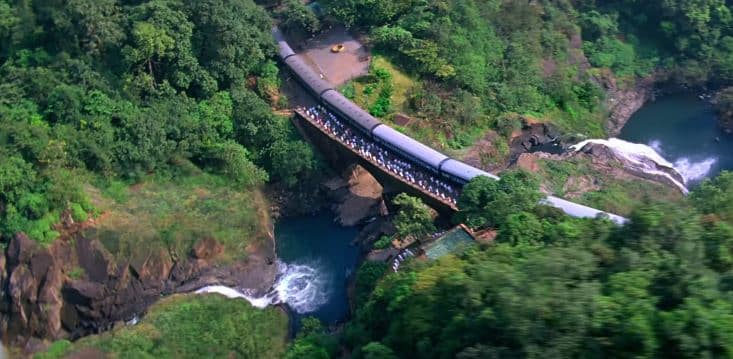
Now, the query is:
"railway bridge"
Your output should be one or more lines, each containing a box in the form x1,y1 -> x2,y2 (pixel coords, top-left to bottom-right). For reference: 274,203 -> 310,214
275,28 -> 628,225
292,107 -> 460,214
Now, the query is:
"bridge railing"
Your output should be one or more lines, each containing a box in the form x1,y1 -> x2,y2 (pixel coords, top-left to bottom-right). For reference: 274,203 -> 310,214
295,108 -> 459,210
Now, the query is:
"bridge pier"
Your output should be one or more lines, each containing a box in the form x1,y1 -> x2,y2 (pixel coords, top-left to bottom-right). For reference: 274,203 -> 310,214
291,111 -> 458,217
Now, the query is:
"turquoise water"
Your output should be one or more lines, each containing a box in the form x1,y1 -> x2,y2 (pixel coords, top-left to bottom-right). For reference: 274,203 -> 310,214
275,212 -> 360,325
619,93 -> 733,183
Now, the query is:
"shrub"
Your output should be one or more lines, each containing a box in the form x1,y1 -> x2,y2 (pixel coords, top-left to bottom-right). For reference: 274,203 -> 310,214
70,202 -> 88,222
373,235 -> 392,249
34,340 -> 72,359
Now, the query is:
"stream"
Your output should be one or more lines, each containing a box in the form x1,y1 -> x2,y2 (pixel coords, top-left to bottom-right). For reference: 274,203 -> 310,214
197,212 -> 360,330
564,93 -> 733,192
618,93 -> 733,184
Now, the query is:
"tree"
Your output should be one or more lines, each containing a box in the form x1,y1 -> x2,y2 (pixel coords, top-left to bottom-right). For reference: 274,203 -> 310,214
65,0 -> 125,56
186,0 -> 274,89
392,193 -> 436,239
456,170 -> 543,228
361,342 -> 398,359
691,171 -> 733,223
124,21 -> 175,87
200,142 -> 268,187
278,0 -> 321,35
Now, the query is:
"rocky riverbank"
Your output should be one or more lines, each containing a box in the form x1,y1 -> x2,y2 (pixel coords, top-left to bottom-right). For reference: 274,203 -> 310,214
0,209 -> 278,356
603,74 -> 657,136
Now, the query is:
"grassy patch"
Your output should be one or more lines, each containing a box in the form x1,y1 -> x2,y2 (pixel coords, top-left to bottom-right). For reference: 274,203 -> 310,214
43,294 -> 288,359
535,157 -> 682,215
341,55 -> 415,116
67,266 -> 85,280
84,173 -> 270,263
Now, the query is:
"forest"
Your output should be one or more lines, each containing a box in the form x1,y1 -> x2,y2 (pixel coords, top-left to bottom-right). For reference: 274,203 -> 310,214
320,0 -> 733,148
0,0 -> 316,244
283,0 -> 733,358
4,0 -> 733,358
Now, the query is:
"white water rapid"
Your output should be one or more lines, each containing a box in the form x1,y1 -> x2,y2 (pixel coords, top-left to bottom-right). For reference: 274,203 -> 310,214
570,138 -> 717,193
195,261 -> 330,314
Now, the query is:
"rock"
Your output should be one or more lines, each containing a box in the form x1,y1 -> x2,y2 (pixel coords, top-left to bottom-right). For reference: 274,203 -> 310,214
516,153 -> 540,173
8,265 -> 37,331
75,237 -> 116,283
192,238 -> 224,261
603,73 -> 655,136
22,337 -> 48,356
578,142 -> 686,188
64,281 -> 105,305
130,249 -> 173,289
509,121 -> 561,159
2,211 -> 279,350
563,176 -> 601,198
37,265 -> 65,339
7,233 -> 37,268
329,164 -> 384,226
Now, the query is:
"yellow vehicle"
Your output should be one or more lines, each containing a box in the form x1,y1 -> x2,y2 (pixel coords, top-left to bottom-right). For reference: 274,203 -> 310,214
330,44 -> 345,53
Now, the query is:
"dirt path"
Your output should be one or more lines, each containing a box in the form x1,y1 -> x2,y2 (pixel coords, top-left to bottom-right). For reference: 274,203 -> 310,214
301,25 -> 370,86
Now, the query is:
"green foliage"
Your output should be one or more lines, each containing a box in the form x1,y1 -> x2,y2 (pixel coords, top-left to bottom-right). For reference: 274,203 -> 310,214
277,0 -> 321,35
354,261 -> 389,305
360,342 -> 398,359
347,176 -> 733,357
373,235 -> 392,249
0,0 -> 305,245
456,170 -> 543,228
285,317 -> 338,359
392,193 -> 436,239
91,172 -> 268,262
34,340 -> 72,359
49,294 -> 288,359
67,266 -> 86,280
70,202 -> 88,222
691,171 -> 733,223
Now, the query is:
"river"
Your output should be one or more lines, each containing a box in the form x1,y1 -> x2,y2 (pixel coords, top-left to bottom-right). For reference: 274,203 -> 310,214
618,93 -> 733,183
274,212 -> 360,326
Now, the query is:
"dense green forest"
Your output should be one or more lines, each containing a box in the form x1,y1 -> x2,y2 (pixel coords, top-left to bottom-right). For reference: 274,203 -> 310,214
0,0 -> 315,244
9,0 -> 733,358
288,171 -> 733,358
321,0 -> 733,149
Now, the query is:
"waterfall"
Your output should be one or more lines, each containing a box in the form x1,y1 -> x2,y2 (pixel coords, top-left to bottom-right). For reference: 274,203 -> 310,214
195,260 -> 330,314
569,138 -> 717,194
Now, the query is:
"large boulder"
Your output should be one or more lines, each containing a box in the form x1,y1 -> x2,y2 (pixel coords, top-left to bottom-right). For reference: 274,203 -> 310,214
329,164 -> 385,226
192,238 -> 224,261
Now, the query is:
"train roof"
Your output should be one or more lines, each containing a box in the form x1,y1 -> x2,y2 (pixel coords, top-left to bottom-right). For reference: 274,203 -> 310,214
371,125 -> 448,168
440,159 -> 500,183
321,90 -> 382,132
543,196 -> 628,225
272,28 -> 295,59
284,55 -> 333,96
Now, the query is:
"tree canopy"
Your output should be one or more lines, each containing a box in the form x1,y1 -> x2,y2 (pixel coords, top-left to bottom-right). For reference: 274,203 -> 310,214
342,171 -> 733,358
0,0 -> 316,243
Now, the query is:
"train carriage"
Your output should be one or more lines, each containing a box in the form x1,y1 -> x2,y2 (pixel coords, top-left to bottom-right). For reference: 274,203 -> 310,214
371,125 -> 448,171
283,55 -> 333,98
321,90 -> 382,135
439,159 -> 500,184
273,28 -> 295,60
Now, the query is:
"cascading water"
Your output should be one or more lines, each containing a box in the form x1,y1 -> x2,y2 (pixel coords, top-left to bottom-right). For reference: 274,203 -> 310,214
570,138 -> 717,193
195,260 -> 330,314
196,212 -> 361,326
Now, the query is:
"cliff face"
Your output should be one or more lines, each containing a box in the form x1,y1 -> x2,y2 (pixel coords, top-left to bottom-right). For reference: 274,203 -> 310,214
323,164 -> 387,227
602,72 -> 656,136
0,227 -> 276,353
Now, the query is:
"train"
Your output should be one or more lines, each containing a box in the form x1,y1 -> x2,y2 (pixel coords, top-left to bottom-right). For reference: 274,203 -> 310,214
273,28 -> 628,225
